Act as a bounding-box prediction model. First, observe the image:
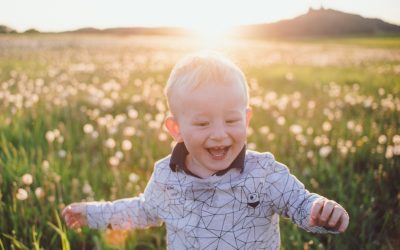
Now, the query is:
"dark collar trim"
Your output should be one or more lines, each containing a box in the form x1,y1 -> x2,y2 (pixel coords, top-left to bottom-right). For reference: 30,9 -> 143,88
169,142 -> 246,178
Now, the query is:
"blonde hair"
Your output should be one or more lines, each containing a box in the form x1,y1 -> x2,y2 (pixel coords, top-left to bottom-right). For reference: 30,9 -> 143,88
164,51 -> 249,115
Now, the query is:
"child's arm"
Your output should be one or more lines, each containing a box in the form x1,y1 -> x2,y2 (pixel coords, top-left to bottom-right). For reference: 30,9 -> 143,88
265,160 -> 349,234
62,172 -> 163,230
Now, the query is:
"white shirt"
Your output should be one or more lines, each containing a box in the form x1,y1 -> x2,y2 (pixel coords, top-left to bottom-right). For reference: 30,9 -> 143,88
86,150 -> 337,249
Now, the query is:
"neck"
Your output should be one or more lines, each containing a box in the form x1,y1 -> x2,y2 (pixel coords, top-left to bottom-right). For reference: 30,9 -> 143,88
185,154 -> 215,179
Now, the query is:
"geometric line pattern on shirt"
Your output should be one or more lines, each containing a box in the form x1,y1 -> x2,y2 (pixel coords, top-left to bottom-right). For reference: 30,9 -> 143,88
86,150 -> 338,249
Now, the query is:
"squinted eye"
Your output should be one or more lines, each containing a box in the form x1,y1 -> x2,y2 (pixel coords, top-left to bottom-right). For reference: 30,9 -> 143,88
194,122 -> 209,127
226,119 -> 239,124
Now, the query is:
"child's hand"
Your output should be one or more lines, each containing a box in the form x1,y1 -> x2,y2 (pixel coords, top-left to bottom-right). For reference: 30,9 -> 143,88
62,202 -> 88,229
310,198 -> 349,232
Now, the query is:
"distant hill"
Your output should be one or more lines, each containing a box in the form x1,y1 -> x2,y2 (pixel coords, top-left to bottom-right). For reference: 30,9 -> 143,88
59,8 -> 400,37
2,8 -> 400,37
0,25 -> 17,34
62,26 -> 190,36
236,8 -> 400,38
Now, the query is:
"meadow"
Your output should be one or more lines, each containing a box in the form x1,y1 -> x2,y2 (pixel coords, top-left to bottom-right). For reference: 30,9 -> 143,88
0,34 -> 399,249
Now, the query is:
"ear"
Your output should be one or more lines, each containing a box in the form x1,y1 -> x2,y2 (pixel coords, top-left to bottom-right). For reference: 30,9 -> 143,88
245,108 -> 253,127
165,116 -> 183,142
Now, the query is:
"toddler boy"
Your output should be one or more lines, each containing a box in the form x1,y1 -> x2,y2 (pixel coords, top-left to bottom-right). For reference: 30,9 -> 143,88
63,51 -> 349,249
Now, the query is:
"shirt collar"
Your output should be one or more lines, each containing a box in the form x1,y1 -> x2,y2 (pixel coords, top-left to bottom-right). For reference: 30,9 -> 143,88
169,142 -> 246,178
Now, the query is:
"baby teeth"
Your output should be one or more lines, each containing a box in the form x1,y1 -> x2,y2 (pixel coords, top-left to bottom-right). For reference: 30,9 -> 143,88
208,147 -> 227,157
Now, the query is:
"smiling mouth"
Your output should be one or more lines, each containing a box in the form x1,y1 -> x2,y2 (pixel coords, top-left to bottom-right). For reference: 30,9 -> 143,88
207,146 -> 230,160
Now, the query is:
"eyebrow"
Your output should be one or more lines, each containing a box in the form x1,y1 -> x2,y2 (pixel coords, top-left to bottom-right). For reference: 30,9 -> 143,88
189,110 -> 243,119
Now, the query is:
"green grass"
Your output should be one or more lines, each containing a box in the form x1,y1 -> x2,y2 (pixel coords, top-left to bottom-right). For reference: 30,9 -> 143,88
282,35 -> 400,48
0,34 -> 399,249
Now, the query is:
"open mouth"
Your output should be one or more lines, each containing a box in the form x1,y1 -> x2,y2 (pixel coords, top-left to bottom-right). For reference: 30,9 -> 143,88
206,146 -> 230,160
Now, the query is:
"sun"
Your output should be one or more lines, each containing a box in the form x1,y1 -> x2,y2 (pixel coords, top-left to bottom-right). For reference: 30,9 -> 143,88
187,21 -> 233,38
183,20 -> 234,47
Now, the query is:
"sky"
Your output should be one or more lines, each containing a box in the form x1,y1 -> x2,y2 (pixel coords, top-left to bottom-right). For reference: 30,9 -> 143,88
1,0 -> 400,33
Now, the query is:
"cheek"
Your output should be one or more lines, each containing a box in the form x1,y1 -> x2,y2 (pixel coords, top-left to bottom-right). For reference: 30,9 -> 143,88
231,125 -> 248,138
180,129 -> 206,145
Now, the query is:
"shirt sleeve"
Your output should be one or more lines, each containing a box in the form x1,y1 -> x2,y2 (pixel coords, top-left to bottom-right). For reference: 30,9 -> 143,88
263,160 -> 339,234
85,171 -> 163,230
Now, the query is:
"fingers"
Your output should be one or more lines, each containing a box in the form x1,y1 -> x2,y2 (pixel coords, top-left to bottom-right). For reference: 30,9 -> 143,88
310,198 -> 324,226
310,198 -> 350,233
62,203 -> 87,229
69,217 -> 84,229
338,211 -> 350,232
327,205 -> 342,228
64,213 -> 86,229
319,200 -> 336,226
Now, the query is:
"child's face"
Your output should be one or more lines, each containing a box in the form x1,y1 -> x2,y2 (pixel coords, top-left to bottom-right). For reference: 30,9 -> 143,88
165,80 -> 252,178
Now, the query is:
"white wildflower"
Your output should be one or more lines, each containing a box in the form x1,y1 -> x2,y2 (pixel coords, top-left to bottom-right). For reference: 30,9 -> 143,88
378,135 -> 387,144
129,173 -> 140,183
105,138 -> 116,149
22,173 -> 33,185
122,140 -> 132,151
319,146 -> 332,158
16,188 -> 28,200
289,124 -> 303,135
35,187 -> 45,199
83,124 -> 94,134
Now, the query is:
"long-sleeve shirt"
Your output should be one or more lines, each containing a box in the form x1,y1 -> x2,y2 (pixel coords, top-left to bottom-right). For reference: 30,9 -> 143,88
86,150 -> 338,249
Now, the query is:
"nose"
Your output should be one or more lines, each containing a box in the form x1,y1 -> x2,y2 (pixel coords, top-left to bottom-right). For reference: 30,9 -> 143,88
209,122 -> 228,141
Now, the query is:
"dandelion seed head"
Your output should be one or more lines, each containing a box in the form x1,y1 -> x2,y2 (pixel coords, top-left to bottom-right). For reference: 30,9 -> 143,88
319,146 -> 332,158
259,126 -> 270,135
307,101 -> 316,109
393,145 -> 400,156
101,98 -> 114,109
322,121 -> 332,132
83,124 -> 94,134
122,140 -> 132,151
109,156 -> 120,167
16,188 -> 28,200
277,116 -> 286,126
58,149 -> 66,158
35,187 -> 45,199
289,124 -> 303,135
267,133 -> 275,141
123,127 -> 136,137
339,146 -> 349,156
105,138 -> 116,149
158,132 -> 168,142
129,173 -> 140,183
91,130 -> 99,139
115,151 -> 124,160
83,182 -> 92,194
385,145 -> 393,159
45,131 -> 55,143
355,124 -> 363,134
347,120 -> 355,130
393,135 -> 400,145
22,173 -> 33,185
314,136 -> 322,146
